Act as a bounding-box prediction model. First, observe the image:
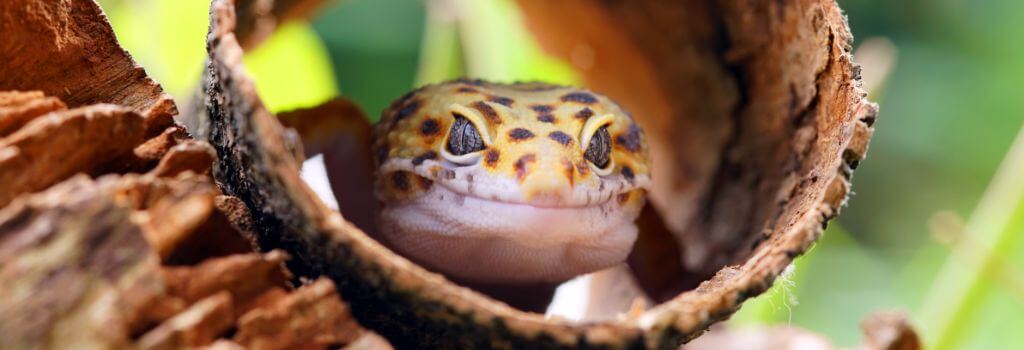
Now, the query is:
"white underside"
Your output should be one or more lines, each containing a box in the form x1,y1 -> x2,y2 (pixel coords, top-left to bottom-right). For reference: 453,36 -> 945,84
378,183 -> 640,284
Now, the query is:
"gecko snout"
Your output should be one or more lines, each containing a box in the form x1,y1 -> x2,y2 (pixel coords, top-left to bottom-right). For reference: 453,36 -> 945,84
520,160 -> 574,205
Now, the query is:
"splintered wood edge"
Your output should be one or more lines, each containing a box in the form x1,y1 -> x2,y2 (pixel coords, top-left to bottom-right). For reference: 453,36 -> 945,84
635,1 -> 879,346
203,1 -> 642,348
200,0 -> 875,348
0,104 -> 147,207
0,0 -> 177,133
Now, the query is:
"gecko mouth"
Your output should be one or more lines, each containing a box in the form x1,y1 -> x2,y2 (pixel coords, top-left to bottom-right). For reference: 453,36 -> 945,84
376,181 -> 644,284
378,160 -> 650,209
432,178 -> 616,210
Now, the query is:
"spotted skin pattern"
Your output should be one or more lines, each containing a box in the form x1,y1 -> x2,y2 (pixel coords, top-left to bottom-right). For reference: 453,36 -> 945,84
372,80 -> 651,284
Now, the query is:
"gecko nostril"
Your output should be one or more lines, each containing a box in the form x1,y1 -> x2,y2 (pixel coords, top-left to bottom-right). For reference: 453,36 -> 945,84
520,163 -> 574,204
513,154 -> 537,181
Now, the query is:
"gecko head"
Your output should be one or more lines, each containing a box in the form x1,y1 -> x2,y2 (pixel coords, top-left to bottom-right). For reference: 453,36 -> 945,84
371,80 -> 651,284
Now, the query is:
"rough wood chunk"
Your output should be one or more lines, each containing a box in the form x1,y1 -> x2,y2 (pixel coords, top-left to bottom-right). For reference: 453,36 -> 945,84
0,0 -> 177,134
102,125 -> 193,175
0,3 -> 388,343
137,292 -> 236,350
234,278 -> 364,349
860,311 -> 922,350
0,90 -> 67,136
161,251 -> 291,310
0,176 -> 162,349
0,104 -> 146,207
149,141 -> 217,178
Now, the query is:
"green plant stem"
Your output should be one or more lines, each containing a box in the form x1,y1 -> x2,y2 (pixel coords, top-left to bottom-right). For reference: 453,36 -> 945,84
414,0 -> 463,86
921,123 -> 1024,349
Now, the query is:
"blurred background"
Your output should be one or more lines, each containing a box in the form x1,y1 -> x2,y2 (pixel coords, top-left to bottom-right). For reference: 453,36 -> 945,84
96,0 -> 1024,348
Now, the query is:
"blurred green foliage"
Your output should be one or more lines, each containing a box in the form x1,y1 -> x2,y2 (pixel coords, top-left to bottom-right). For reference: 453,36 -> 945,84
97,0 -> 1023,347
99,0 -> 337,112
311,0 -> 424,118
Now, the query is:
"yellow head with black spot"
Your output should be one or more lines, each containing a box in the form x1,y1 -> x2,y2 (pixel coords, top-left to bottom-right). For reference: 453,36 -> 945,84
372,80 -> 650,284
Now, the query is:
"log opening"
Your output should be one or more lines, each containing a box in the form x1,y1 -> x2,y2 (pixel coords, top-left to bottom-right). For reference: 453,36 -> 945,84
194,0 -> 877,348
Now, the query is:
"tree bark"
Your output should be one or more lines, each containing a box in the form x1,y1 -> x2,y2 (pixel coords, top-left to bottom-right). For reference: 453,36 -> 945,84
196,0 -> 878,348
0,1 -> 380,348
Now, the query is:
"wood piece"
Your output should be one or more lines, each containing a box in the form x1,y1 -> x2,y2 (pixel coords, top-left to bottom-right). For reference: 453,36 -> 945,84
137,291 -> 237,350
860,311 -> 922,350
161,251 -> 291,310
517,0 -> 879,345
198,0 -> 876,348
233,278 -> 364,349
0,0 -> 177,135
0,14 -> 385,340
149,140 -> 218,178
0,90 -> 67,136
0,176 -> 162,349
215,195 -> 259,245
0,104 -> 146,207
101,125 -> 193,175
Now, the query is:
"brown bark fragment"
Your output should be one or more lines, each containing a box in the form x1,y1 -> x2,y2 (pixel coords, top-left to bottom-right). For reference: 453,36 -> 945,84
161,251 -> 291,311
860,311 -> 922,350
101,125 -> 193,175
0,2 -> 388,346
0,176 -> 161,349
233,278 -> 364,349
149,140 -> 217,178
0,104 -> 146,207
215,194 -> 259,245
141,182 -> 219,260
0,0 -> 177,134
628,204 -> 700,303
136,291 -> 236,350
0,90 -> 67,136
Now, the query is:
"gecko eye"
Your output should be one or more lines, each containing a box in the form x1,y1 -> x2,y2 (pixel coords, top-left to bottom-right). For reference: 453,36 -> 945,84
446,114 -> 486,156
584,126 -> 611,169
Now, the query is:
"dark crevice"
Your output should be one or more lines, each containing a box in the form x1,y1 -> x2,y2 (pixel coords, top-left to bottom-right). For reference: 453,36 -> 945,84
689,0 -> 754,277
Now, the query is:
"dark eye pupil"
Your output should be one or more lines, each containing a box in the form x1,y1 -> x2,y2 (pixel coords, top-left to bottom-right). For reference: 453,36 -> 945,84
447,114 -> 485,155
585,126 -> 611,168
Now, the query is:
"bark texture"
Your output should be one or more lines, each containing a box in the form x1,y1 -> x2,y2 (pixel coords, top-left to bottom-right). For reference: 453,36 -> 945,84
0,0 -> 178,135
0,92 -> 382,350
196,0 -> 879,349
0,0 -> 890,348
0,1 -> 386,348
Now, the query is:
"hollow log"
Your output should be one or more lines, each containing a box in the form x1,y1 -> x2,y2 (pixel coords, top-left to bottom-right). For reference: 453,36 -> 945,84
196,0 -> 877,348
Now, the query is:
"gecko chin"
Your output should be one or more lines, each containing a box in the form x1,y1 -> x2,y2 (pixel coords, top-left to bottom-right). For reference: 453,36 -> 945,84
377,183 -> 643,284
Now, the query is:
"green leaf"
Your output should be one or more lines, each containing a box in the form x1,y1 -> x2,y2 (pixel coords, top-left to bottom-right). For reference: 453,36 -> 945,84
243,22 -> 339,112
